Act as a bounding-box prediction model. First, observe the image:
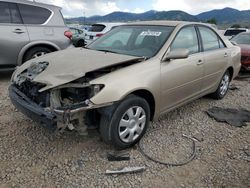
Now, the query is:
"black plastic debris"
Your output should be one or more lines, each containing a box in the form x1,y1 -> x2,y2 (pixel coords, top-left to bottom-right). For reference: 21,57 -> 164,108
229,84 -> 240,91
206,107 -> 250,127
107,151 -> 130,161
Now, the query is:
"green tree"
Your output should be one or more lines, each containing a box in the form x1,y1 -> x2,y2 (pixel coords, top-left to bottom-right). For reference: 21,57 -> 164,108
206,18 -> 217,25
231,24 -> 241,28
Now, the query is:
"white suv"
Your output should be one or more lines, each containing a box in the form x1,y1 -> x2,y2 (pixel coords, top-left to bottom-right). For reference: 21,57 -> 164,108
85,23 -> 124,45
224,28 -> 249,39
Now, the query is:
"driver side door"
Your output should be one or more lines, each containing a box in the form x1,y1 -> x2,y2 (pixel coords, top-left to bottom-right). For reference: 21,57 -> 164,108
160,26 -> 204,112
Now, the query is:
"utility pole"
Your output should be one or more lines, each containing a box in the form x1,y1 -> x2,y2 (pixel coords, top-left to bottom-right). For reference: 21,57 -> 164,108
83,10 -> 85,26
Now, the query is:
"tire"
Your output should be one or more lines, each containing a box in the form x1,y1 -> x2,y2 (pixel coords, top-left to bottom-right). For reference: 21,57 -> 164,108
77,40 -> 85,47
23,47 -> 52,62
211,70 -> 230,100
99,95 -> 150,149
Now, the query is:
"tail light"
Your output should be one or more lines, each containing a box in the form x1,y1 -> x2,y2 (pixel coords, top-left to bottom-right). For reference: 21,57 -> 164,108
96,33 -> 104,37
64,30 -> 73,39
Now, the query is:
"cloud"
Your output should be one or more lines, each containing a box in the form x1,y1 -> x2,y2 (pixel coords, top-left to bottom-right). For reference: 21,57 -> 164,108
132,8 -> 145,13
31,0 -> 250,17
153,0 -> 250,14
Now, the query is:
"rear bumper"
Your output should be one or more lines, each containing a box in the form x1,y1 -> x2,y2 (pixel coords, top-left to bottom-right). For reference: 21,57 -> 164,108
9,85 -> 56,129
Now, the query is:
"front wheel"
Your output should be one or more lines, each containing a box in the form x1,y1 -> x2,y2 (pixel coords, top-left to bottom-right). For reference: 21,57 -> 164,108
99,95 -> 150,149
211,70 -> 230,100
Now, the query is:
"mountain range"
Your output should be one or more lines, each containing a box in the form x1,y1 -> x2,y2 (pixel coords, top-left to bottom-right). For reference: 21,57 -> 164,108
66,7 -> 250,26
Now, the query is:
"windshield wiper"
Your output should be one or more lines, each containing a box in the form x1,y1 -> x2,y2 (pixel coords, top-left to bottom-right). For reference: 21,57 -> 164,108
96,49 -> 119,54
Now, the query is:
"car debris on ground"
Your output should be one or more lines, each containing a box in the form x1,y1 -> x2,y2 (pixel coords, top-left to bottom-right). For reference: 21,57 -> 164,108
107,150 -> 130,161
105,166 -> 146,175
206,107 -> 250,127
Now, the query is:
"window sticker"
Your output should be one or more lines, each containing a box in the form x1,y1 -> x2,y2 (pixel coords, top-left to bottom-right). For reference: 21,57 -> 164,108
140,30 -> 162,36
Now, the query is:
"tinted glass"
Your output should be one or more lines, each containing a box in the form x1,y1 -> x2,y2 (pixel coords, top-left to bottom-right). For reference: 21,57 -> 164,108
231,33 -> 250,45
18,4 -> 51,24
0,2 -> 11,23
9,3 -> 22,24
88,25 -> 174,58
199,27 -> 221,51
89,24 -> 106,32
171,27 -> 199,54
224,29 -> 246,36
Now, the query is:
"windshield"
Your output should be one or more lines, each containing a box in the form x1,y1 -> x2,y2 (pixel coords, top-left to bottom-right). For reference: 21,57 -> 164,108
224,29 -> 246,36
87,25 -> 174,58
231,33 -> 250,44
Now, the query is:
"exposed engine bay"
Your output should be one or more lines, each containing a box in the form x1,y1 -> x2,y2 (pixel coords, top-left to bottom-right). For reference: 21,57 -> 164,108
11,58 -> 143,135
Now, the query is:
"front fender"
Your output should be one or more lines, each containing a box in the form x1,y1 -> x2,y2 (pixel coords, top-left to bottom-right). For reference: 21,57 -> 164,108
89,60 -> 161,114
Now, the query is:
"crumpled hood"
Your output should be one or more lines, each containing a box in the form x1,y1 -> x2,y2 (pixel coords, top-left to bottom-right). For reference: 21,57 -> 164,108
13,48 -> 140,91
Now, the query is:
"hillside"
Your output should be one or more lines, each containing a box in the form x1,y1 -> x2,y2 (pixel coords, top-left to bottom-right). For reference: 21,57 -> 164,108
66,7 -> 250,27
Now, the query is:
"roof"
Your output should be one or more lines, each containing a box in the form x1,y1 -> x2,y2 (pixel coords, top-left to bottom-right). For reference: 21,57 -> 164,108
125,20 -> 210,27
0,0 -> 61,9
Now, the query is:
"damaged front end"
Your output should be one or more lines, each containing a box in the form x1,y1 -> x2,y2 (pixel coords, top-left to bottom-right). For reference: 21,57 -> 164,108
9,61 -> 112,134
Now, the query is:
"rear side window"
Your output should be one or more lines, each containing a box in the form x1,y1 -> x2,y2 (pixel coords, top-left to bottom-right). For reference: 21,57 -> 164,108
18,4 -> 51,24
0,2 -> 11,23
89,24 -> 106,32
9,3 -> 22,24
171,26 -> 199,54
199,26 -> 225,51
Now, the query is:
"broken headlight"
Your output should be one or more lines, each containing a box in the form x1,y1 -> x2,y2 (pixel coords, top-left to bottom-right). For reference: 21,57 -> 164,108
60,84 -> 104,105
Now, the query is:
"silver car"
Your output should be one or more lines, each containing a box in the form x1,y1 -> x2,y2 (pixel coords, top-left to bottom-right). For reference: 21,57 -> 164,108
0,0 -> 73,70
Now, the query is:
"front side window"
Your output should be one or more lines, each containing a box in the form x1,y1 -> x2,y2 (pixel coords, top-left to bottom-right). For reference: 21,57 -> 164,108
0,2 -> 11,23
171,26 -> 199,54
18,4 -> 51,24
199,26 -> 225,51
88,25 -> 174,58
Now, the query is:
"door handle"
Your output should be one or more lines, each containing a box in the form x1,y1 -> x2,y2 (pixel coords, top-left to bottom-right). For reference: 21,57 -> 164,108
224,53 -> 228,57
197,60 -> 204,65
13,29 -> 25,34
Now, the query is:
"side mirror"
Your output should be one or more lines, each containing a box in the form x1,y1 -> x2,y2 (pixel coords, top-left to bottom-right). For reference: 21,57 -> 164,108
163,48 -> 189,61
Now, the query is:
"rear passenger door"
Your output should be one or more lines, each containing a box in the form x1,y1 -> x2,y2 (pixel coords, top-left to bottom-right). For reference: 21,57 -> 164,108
0,2 -> 29,67
198,26 -> 229,92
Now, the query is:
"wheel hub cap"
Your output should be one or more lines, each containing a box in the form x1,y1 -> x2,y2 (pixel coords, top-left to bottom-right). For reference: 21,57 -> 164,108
220,74 -> 230,96
118,106 -> 146,143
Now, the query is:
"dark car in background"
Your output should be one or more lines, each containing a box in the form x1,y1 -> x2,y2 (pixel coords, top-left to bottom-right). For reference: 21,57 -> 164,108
0,0 -> 73,70
70,27 -> 85,47
231,32 -> 250,71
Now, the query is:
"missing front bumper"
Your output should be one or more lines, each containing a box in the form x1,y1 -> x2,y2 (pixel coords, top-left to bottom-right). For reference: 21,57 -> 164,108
9,85 -> 56,129
9,85 -> 113,131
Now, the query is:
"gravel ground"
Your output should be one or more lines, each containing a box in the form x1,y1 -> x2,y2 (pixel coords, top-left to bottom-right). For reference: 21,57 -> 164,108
0,71 -> 249,188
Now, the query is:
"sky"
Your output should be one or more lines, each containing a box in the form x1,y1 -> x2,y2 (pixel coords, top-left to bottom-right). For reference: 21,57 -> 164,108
31,0 -> 250,17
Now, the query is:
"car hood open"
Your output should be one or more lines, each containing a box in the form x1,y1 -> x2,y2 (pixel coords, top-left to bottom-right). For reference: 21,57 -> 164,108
13,48 -> 141,91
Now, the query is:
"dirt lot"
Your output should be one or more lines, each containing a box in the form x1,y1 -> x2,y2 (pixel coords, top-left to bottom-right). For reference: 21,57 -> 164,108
0,72 -> 249,188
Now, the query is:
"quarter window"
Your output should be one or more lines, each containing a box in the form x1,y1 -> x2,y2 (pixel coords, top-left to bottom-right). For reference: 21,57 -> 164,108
0,2 -> 11,23
171,27 -> 199,54
199,26 -> 225,51
18,4 -> 51,24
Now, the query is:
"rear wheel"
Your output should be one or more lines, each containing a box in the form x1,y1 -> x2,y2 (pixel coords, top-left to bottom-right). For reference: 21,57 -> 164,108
23,47 -> 52,62
211,70 -> 230,100
99,95 -> 150,149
